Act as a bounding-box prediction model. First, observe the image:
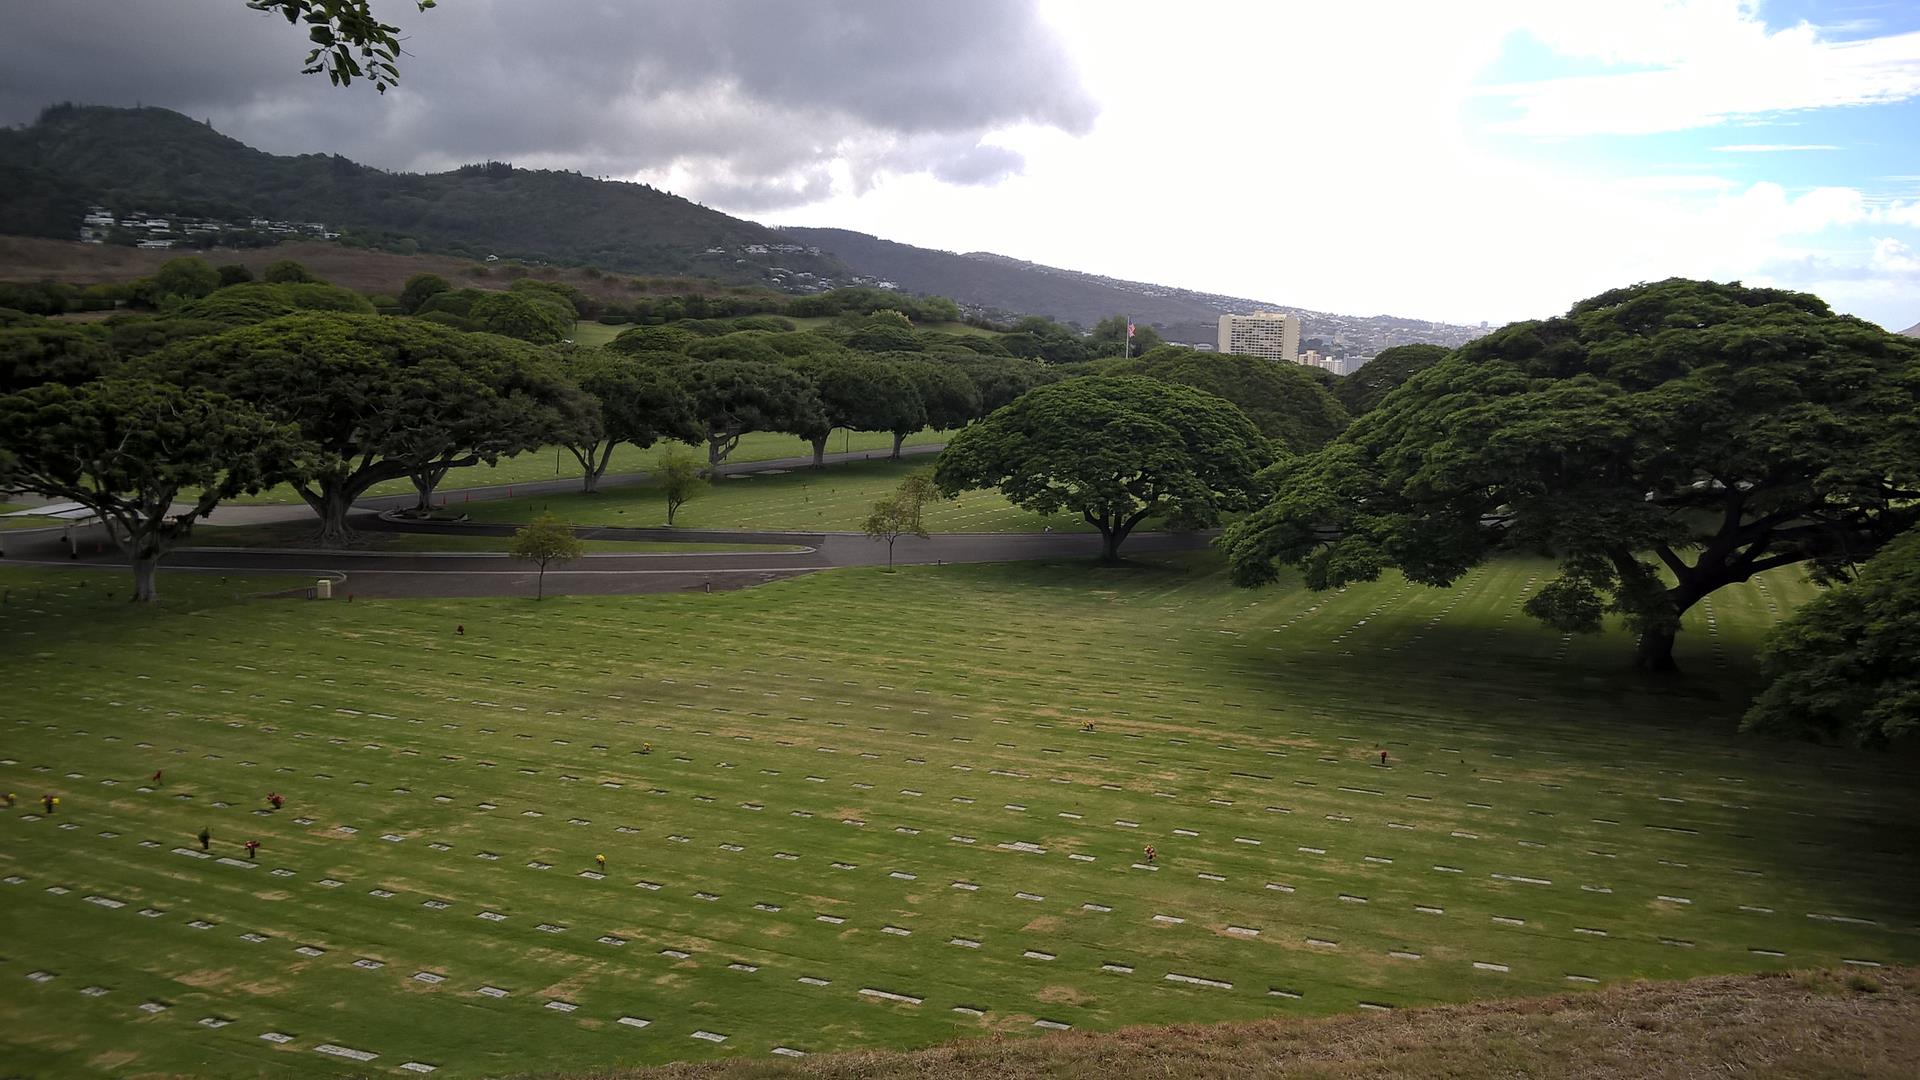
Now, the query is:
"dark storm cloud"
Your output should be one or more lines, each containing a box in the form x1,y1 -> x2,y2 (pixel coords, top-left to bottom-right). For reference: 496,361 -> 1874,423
0,0 -> 1096,210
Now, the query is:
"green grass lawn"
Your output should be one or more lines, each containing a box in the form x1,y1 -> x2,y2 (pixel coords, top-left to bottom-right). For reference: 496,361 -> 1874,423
1,555 -> 1914,1078
0,501 -> 61,531
568,322 -> 622,348
467,456 -> 1091,533
183,522 -> 805,555
0,515 -> 60,532
218,429 -> 954,507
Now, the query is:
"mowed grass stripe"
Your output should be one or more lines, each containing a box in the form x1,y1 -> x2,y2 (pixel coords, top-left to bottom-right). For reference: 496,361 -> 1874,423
465,456 -> 1091,533
2,556 -> 1915,1078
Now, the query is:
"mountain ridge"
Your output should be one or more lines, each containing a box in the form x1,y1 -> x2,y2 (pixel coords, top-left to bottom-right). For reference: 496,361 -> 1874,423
0,104 -> 1483,351
779,225 -> 1485,352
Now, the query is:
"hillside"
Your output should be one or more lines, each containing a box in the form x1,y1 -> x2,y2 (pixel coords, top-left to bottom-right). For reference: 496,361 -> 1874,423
0,105 -> 848,285
0,105 -> 1481,352
781,225 -> 1486,354
1902,321 -> 1919,337
569,967 -> 1919,1080
0,236 -> 787,308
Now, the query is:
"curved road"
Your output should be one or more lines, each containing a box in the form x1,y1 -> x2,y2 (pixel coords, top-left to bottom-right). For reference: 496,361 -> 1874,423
1,444 -> 1215,597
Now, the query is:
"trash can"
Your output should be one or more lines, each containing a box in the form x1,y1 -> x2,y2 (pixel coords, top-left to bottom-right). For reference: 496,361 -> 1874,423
316,578 -> 333,599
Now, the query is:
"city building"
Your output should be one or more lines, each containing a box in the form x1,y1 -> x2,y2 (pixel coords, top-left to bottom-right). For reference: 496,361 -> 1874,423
1217,311 -> 1301,362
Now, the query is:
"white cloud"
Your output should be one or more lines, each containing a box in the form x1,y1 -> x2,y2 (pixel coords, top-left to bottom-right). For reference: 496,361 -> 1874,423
1870,237 -> 1920,274
1709,144 -> 1841,152
1481,2 -> 1920,137
769,2 -> 1920,330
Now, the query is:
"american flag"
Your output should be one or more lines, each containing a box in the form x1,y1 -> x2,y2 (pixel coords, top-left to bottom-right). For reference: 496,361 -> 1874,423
1126,321 -> 1136,338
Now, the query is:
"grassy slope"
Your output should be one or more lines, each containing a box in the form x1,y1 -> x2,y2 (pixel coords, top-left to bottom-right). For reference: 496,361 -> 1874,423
589,966 -> 1920,1079
465,457 -> 1091,533
0,556 -> 1914,1078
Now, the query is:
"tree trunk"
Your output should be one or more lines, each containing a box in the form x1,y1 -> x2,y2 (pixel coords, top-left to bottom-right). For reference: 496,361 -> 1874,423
708,437 -> 726,468
1635,626 -> 1679,673
131,552 -> 159,603
578,442 -> 612,494
536,563 -> 546,600
810,435 -> 827,469
410,469 -> 443,511
303,484 -> 359,548
891,431 -> 906,460
887,537 -> 896,570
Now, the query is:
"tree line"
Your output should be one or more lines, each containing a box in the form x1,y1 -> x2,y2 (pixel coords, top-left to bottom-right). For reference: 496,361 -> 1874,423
3,271 -> 1911,747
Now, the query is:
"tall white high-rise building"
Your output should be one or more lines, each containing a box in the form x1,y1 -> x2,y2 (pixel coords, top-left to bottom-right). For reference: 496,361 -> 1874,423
1217,312 -> 1301,362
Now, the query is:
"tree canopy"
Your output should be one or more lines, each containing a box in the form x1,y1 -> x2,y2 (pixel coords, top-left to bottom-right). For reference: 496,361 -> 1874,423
561,351 -> 701,493
804,358 -> 925,465
1108,346 -> 1350,453
863,469 -> 942,570
1335,343 -> 1449,416
1090,315 -> 1165,357
1222,278 -> 1920,670
678,358 -> 825,467
0,378 -> 303,600
937,375 -> 1271,561
1743,527 -> 1920,748
158,313 -> 584,544
508,512 -> 584,600
0,324 -> 118,393
469,290 -> 572,344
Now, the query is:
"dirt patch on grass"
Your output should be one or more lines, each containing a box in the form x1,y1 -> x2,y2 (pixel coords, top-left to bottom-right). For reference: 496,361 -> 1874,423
252,889 -> 291,901
586,966 -> 1920,1080
1034,985 -> 1090,1005
176,968 -> 235,990
537,974 -> 595,1001
87,1051 -> 137,1071
1021,916 -> 1064,934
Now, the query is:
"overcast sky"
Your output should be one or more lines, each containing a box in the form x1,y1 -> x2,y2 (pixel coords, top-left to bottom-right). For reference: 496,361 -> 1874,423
3,0 -> 1919,329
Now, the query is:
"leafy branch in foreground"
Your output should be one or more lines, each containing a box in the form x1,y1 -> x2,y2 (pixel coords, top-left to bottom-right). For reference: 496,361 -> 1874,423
247,0 -> 437,93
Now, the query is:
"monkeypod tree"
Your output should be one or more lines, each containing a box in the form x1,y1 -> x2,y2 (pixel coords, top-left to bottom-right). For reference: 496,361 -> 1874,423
1334,343 -> 1450,416
936,375 -> 1271,562
1222,279 -> 1920,671
561,352 -> 701,493
469,290 -> 571,344
678,358 -> 825,468
0,324 -> 119,393
1110,346 -> 1351,452
801,358 -> 926,466
159,313 -> 584,545
0,378 -> 304,600
903,363 -> 982,444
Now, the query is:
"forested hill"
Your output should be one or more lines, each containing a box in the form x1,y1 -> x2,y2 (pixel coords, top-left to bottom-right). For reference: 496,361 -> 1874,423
779,225 -> 1487,350
777,225 -> 1270,329
0,105 -> 848,284
0,105 -> 1485,349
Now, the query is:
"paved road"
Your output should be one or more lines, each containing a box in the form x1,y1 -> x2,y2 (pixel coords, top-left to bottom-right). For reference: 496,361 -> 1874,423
0,443 -> 1217,597
3,524 -> 1211,598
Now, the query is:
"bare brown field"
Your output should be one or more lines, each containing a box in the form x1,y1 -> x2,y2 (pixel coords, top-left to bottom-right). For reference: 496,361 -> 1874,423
0,237 -> 771,304
558,966 -> 1920,1080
